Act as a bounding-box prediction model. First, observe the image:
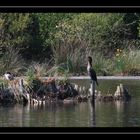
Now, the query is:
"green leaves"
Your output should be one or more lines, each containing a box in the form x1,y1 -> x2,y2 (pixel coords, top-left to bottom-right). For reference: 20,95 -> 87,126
0,13 -> 139,76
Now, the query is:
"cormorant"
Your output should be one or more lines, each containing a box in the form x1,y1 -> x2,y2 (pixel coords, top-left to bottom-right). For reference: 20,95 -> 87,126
87,56 -> 98,86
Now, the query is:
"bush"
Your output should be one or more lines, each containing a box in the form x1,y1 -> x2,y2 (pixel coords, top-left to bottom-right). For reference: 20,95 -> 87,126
91,52 -> 114,76
113,49 -> 140,75
0,47 -> 25,75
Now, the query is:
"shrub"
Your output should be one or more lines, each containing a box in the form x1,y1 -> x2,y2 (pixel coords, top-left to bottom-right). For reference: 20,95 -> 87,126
113,49 -> 140,75
0,47 -> 25,76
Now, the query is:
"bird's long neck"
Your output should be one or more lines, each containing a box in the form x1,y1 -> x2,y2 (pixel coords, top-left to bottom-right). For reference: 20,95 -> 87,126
87,61 -> 92,72
88,61 -> 92,68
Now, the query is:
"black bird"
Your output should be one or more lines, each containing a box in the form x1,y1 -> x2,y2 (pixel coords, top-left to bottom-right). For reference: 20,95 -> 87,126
87,56 -> 98,86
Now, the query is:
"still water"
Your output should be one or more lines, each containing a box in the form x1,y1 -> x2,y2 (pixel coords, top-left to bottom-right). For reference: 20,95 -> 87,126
0,79 -> 140,127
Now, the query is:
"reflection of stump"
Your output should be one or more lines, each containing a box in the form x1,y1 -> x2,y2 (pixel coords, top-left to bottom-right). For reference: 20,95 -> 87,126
114,84 -> 131,100
90,80 -> 95,102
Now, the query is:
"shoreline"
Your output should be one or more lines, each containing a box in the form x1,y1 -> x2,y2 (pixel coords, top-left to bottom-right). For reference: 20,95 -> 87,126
12,76 -> 140,80
68,76 -> 140,80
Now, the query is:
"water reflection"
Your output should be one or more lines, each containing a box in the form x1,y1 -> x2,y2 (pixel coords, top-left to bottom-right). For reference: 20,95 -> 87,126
0,79 -> 139,127
22,104 -> 30,127
114,100 -> 124,113
0,105 -> 26,127
89,100 -> 96,127
0,99 -> 139,127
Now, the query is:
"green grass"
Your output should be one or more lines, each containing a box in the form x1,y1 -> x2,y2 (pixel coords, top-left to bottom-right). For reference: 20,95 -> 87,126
0,46 -> 139,77
91,52 -> 114,76
0,48 -> 25,76
24,49 -> 140,77
113,49 -> 140,75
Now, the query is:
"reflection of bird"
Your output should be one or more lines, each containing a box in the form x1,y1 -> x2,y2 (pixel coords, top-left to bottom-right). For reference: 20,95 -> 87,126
4,72 -> 14,81
87,56 -> 98,86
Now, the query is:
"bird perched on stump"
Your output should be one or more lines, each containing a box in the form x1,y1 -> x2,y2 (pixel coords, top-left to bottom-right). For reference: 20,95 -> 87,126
87,56 -> 98,86
4,72 -> 14,81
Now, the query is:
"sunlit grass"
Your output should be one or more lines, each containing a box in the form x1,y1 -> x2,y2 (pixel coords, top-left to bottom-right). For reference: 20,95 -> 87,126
113,49 -> 140,75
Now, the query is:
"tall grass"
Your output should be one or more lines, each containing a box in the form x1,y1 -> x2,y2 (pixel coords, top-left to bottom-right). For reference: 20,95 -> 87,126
27,62 -> 48,77
91,52 -> 114,76
52,41 -> 92,75
0,47 -> 25,76
52,42 -> 115,76
1,44 -> 139,77
46,64 -> 68,77
24,49 -> 140,77
113,49 -> 140,75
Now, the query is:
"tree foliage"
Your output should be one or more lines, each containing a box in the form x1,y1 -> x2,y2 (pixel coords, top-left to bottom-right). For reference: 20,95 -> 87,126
0,13 -> 140,75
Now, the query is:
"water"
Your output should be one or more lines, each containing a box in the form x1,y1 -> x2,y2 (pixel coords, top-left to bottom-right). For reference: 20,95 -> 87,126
0,79 -> 140,127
